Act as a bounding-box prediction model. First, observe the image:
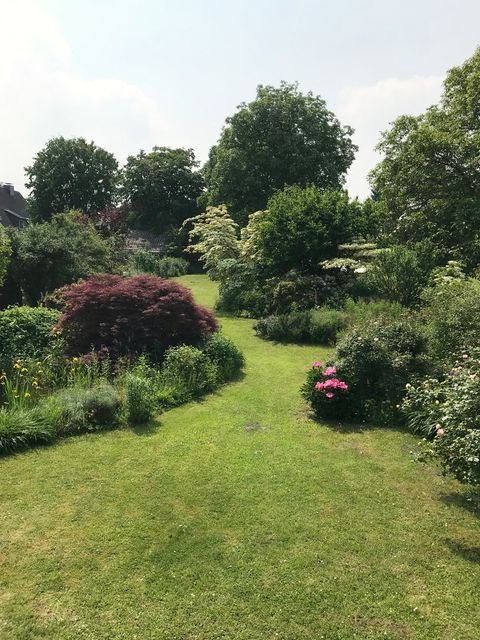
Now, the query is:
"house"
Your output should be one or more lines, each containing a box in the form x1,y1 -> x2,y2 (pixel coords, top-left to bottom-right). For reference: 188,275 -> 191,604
0,182 -> 29,229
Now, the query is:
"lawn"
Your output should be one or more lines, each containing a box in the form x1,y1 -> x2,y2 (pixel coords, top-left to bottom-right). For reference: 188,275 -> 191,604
0,275 -> 479,640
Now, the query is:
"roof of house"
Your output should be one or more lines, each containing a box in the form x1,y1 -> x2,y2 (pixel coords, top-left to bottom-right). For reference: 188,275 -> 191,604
0,183 -> 29,228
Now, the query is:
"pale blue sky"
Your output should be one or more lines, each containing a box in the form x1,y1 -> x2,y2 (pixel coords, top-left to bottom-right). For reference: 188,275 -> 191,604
2,0 -> 480,197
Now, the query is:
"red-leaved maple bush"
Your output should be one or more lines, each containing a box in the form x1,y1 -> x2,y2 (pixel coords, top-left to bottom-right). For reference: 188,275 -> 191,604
57,274 -> 218,360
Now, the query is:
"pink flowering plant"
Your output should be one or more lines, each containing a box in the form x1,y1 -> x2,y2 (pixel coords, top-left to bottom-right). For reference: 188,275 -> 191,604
301,360 -> 350,420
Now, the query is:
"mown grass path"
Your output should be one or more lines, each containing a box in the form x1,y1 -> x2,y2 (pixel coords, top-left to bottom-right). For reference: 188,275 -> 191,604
1,275 -> 479,639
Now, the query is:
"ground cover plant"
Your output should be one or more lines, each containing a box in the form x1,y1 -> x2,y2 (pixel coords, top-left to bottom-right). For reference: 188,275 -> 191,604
0,276 -> 478,640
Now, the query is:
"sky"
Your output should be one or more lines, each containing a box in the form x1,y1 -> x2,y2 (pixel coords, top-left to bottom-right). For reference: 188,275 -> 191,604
1,0 -> 479,199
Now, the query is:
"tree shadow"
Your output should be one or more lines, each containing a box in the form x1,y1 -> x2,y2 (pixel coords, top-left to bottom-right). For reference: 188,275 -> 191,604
305,409 -> 409,434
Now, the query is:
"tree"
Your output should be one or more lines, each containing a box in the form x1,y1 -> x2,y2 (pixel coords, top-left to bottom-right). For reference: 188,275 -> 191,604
0,226 -> 12,287
14,212 -> 112,304
26,137 -> 119,220
121,147 -> 204,231
58,274 -> 218,361
249,186 -> 359,277
204,82 -> 356,224
184,205 -> 240,279
370,48 -> 480,269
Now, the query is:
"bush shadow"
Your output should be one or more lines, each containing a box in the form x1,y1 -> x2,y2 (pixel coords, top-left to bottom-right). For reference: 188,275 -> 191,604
440,491 -> 480,518
130,418 -> 161,436
445,538 -> 480,563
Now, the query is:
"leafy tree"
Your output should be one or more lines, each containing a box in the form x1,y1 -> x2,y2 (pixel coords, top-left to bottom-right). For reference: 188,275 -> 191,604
249,186 -> 360,277
370,48 -> 480,269
0,226 -> 12,287
184,206 -> 240,279
14,212 -> 112,304
366,246 -> 429,307
122,147 -> 204,231
204,82 -> 356,224
26,137 -> 119,220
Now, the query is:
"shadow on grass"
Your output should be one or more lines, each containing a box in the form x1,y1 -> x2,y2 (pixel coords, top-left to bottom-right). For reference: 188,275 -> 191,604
445,538 -> 480,563
130,418 -> 161,437
440,491 -> 480,517
305,409 -> 410,435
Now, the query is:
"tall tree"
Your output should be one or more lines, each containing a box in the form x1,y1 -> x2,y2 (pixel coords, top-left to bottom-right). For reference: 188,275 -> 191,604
204,82 -> 356,224
26,137 -> 119,220
121,147 -> 204,232
370,48 -> 480,269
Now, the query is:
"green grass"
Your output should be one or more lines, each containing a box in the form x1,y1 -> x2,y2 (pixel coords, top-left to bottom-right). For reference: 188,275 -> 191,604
1,275 -> 479,639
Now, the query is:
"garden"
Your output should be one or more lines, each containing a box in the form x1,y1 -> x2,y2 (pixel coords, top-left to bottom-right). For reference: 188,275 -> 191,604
1,49 -> 480,639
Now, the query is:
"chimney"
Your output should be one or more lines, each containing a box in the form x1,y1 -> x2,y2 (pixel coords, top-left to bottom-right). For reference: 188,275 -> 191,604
2,183 -> 15,196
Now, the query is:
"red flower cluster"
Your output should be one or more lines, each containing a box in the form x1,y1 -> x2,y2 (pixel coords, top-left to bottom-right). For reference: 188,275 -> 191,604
312,361 -> 348,400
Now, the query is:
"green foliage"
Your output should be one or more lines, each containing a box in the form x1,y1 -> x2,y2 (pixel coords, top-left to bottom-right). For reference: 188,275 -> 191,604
184,206 -> 240,279
402,351 -> 480,485
251,187 -> 358,277
13,212 -> 112,304
255,309 -> 348,345
334,318 -> 429,425
160,345 -> 218,403
26,136 -> 118,221
128,250 -> 189,278
422,276 -> 480,363
215,258 -> 266,317
366,246 -> 429,307
0,408 -> 54,454
202,333 -> 245,382
0,226 -> 12,287
122,147 -> 204,231
0,306 -> 60,371
301,362 -> 351,421
370,49 -> 480,269
204,82 -> 356,224
124,372 -> 157,424
38,383 -> 121,436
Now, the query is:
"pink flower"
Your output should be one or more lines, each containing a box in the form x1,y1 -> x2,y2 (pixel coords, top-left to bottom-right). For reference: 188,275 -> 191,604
315,381 -> 325,391
326,392 -> 334,399
312,361 -> 322,368
436,427 -> 445,438
323,366 -> 337,376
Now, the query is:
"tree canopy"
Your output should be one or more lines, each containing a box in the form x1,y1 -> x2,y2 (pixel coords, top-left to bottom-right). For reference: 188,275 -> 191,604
121,147 -> 204,232
204,82 -> 357,224
370,48 -> 480,269
247,186 -> 360,277
13,212 -> 112,304
26,137 -> 119,221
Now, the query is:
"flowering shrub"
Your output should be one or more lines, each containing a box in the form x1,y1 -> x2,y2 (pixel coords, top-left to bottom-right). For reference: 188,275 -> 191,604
0,360 -> 44,409
57,274 -> 218,361
301,361 -> 350,420
402,351 -> 480,485
334,318 -> 429,425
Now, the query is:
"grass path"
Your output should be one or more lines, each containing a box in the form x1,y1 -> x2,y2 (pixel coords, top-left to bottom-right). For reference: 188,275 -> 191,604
0,275 -> 479,639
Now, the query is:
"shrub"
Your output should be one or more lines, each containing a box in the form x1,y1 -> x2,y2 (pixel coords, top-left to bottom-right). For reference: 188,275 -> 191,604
0,408 -> 54,454
402,351 -> 480,485
58,274 -> 218,361
38,383 -> 121,436
202,334 -> 245,382
309,308 -> 349,344
254,311 -> 311,343
14,212 -> 113,304
301,361 -> 351,421
422,277 -> 480,363
124,372 -> 157,424
334,318 -> 429,425
155,256 -> 188,278
160,345 -> 218,402
343,298 -> 406,326
366,246 -> 428,307
0,306 -> 61,371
